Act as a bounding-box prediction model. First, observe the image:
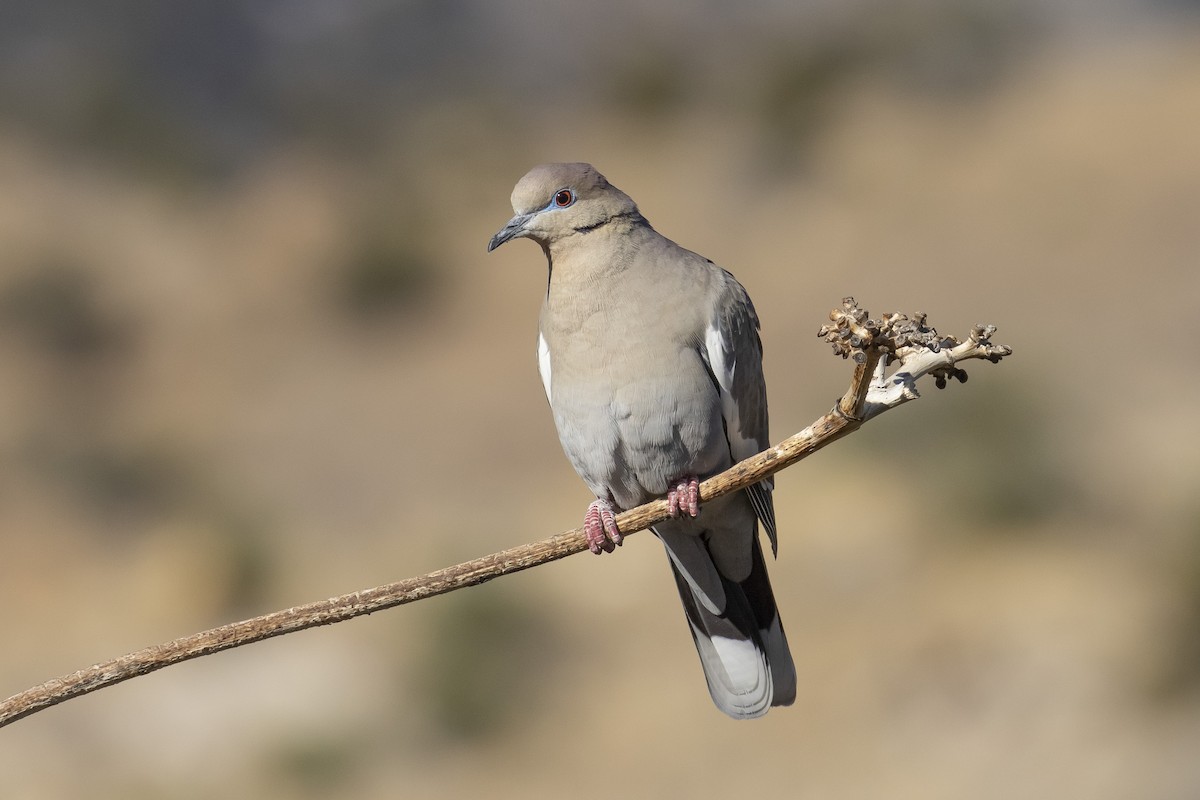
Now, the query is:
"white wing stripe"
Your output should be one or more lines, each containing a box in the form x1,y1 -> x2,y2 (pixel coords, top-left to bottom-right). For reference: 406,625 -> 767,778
704,323 -> 757,462
537,331 -> 552,403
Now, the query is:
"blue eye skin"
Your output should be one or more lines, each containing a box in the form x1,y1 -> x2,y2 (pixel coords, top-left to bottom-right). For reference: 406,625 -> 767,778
550,189 -> 575,209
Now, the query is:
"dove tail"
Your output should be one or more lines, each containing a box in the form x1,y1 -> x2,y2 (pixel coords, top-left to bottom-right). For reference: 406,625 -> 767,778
667,536 -> 796,719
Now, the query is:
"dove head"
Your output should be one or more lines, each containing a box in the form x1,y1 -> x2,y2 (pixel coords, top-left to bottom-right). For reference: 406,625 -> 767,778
487,162 -> 639,252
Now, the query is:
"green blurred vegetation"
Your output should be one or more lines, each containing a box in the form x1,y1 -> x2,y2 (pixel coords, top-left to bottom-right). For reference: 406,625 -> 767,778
849,382 -> 1073,531
1152,508 -> 1200,700
35,440 -> 190,521
0,260 -> 129,361
332,233 -> 440,322
606,46 -> 691,120
269,733 -> 363,797
414,585 -> 561,742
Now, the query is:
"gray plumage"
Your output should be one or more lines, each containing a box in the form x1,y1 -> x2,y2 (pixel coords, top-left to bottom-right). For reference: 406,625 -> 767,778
489,163 -> 795,719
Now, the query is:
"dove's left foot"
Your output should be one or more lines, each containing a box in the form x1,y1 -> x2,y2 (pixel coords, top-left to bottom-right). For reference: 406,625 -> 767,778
667,475 -> 700,518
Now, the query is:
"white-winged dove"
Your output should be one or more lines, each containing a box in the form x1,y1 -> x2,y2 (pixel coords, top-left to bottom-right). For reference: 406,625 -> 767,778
489,163 -> 795,719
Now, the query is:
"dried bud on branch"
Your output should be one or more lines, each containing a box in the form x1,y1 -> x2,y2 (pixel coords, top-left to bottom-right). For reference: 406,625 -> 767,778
821,297 -> 1012,420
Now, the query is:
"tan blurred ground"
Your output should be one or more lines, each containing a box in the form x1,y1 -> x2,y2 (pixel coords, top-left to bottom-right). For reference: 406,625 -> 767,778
2,21 -> 1199,800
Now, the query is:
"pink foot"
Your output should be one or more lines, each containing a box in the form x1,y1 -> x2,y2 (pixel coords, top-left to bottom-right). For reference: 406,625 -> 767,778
667,475 -> 700,518
584,498 -> 622,554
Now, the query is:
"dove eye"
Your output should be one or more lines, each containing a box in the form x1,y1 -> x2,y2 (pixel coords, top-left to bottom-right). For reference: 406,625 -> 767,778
554,189 -> 574,208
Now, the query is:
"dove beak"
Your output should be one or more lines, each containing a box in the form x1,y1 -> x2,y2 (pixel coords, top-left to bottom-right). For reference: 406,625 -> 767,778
487,211 -> 536,252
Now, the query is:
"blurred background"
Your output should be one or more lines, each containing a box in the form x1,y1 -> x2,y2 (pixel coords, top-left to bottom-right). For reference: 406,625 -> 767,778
1,1 -> 1198,797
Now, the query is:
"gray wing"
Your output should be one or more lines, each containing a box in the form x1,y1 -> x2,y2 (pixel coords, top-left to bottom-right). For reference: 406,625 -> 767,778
701,269 -> 778,554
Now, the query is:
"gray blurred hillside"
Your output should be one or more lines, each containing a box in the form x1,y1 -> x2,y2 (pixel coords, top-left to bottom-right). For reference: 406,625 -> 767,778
2,2 -> 1200,798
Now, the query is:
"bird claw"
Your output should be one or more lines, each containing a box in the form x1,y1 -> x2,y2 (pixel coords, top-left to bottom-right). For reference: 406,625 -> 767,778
667,475 -> 700,518
584,499 -> 622,554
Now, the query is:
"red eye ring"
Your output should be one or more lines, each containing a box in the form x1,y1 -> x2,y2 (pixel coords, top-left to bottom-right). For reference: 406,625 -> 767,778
554,189 -> 574,207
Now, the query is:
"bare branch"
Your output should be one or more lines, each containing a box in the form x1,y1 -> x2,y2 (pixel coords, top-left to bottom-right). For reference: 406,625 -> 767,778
0,298 -> 1011,729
